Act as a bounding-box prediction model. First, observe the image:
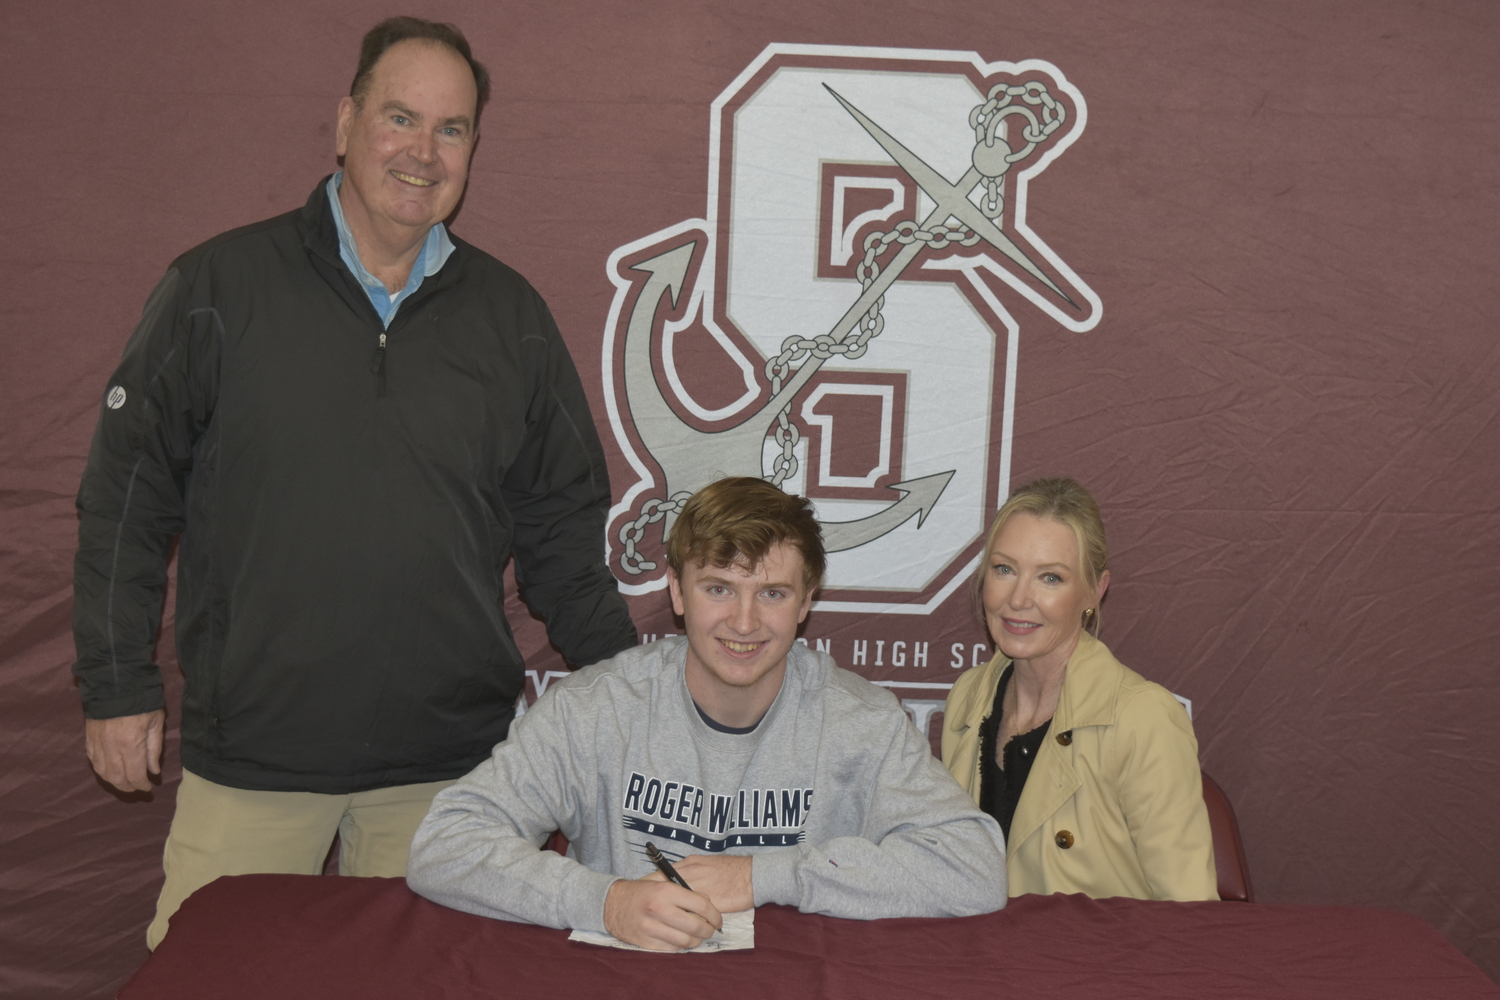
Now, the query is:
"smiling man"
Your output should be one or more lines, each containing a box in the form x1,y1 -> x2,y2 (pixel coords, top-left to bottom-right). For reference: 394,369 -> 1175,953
72,17 -> 635,950
408,477 -> 1007,951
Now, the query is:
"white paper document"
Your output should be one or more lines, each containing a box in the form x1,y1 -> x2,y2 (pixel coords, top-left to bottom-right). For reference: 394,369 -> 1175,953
568,909 -> 755,953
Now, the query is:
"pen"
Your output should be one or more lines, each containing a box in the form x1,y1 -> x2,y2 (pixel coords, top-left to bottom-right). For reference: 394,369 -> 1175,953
645,842 -> 693,891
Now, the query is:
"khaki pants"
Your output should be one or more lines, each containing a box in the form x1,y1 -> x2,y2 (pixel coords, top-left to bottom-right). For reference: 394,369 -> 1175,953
147,771 -> 454,950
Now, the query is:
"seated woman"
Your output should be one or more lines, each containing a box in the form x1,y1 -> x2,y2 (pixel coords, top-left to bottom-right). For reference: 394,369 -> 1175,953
942,477 -> 1217,900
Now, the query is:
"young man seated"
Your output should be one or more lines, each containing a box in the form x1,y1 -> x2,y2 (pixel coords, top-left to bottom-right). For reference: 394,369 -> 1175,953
407,477 -> 1007,951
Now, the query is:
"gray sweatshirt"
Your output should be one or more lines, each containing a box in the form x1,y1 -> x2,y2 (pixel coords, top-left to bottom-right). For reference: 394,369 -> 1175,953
408,638 -> 1007,930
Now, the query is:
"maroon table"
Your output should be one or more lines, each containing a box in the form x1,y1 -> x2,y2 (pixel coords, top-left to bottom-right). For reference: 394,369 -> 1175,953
118,874 -> 1497,999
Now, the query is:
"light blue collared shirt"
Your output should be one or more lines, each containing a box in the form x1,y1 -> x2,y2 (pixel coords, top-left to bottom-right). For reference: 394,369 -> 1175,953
325,172 -> 456,328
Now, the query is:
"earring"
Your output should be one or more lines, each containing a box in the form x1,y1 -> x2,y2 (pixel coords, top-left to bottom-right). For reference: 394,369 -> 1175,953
1082,608 -> 1096,625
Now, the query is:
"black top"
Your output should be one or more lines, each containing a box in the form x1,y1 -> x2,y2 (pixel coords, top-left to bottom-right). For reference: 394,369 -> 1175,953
71,179 -> 638,793
976,664 -> 1052,840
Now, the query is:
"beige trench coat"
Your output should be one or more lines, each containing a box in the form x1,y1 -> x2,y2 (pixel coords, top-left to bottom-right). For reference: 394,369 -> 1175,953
942,632 -> 1218,900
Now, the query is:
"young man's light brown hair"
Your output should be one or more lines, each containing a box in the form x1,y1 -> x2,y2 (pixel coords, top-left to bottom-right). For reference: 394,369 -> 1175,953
666,477 -> 826,594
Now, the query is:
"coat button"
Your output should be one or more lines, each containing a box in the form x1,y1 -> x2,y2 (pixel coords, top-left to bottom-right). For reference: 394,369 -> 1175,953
1056,731 -> 1072,746
1055,830 -> 1074,849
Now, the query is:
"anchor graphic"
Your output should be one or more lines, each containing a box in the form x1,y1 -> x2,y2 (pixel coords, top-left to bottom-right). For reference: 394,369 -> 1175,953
610,73 -> 1083,579
619,240 -> 954,563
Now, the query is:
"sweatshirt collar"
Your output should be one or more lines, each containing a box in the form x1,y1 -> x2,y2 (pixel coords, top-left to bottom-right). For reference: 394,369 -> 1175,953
674,638 -> 805,751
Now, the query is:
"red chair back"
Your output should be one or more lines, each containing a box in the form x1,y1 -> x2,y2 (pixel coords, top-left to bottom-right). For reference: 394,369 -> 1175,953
1202,772 -> 1254,902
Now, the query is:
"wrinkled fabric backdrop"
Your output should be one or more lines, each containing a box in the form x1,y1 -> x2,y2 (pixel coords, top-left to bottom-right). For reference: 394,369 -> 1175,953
3,1 -> 1497,997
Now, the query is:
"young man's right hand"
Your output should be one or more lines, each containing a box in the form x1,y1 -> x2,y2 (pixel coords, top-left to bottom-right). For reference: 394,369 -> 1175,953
603,877 -> 723,951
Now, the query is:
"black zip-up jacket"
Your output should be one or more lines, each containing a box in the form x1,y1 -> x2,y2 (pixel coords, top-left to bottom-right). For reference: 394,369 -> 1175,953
72,179 -> 637,793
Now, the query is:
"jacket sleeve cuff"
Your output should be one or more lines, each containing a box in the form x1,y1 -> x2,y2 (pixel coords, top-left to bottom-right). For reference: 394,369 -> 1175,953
81,686 -> 166,720
750,849 -> 800,907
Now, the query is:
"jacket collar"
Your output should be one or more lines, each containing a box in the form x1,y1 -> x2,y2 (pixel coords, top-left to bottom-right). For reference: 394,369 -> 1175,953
296,176 -> 468,328
1050,631 -> 1123,733
944,630 -> 1124,740
946,652 -> 1008,738
299,175 -> 348,270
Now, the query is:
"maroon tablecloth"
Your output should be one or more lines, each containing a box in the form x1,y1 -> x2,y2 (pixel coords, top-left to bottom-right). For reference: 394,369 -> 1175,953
118,874 -> 1497,999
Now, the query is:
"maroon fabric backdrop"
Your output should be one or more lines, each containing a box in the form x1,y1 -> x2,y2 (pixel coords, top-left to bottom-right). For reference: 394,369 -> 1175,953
3,2 -> 1497,997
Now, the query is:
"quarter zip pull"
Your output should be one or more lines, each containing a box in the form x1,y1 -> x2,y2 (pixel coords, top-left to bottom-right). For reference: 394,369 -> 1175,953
372,332 -> 388,396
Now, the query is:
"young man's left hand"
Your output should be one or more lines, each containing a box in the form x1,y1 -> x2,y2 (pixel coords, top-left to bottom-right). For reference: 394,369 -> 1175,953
649,855 -> 754,912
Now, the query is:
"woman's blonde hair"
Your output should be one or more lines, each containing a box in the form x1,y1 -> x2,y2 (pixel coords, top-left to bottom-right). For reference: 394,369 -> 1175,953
972,476 -> 1109,630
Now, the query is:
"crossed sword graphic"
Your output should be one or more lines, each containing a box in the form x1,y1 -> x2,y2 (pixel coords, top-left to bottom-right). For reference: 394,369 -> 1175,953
622,86 -> 1073,556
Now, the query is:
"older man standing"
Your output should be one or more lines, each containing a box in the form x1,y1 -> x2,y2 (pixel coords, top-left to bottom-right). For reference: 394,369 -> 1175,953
71,17 -> 636,949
